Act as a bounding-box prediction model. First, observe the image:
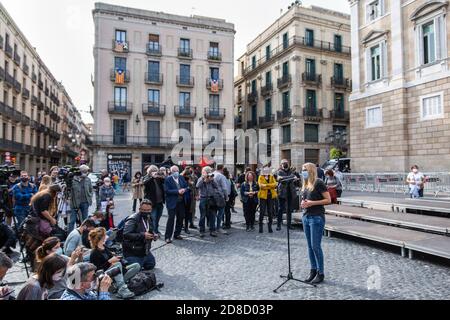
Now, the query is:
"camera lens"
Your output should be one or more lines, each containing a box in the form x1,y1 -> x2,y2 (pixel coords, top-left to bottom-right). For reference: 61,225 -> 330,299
105,265 -> 121,278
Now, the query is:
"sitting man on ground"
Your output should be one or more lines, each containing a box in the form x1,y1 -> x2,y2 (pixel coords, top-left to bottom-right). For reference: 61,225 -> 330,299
64,219 -> 96,259
61,263 -> 112,300
122,200 -> 158,270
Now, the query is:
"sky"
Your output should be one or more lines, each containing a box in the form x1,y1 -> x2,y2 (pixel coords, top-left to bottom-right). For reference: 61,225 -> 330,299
2,0 -> 350,124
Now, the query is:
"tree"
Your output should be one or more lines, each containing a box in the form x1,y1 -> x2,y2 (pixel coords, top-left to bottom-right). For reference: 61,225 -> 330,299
330,148 -> 344,160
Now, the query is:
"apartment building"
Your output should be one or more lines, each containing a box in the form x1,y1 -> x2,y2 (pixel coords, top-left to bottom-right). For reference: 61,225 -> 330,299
0,3 -> 84,175
349,0 -> 450,172
92,3 -> 235,174
234,3 -> 351,170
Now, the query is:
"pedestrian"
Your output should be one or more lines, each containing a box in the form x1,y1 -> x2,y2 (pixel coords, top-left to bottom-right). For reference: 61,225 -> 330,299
12,171 -> 38,228
223,168 -> 237,230
213,165 -> 229,235
324,169 -> 343,203
257,167 -> 277,233
122,169 -> 131,193
300,163 -> 331,285
196,166 -> 220,237
406,165 -> 425,198
182,170 -> 197,234
240,171 -> 259,232
112,173 -> 119,191
276,160 -> 297,231
131,172 -> 144,213
69,165 -> 93,232
316,164 -> 325,180
143,165 -> 165,235
95,169 -> 109,211
164,166 -> 188,243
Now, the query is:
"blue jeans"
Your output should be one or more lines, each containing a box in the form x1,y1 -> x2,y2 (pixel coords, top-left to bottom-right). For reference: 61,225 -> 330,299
151,203 -> 164,234
14,206 -> 30,228
125,252 -> 156,271
199,199 -> 216,233
216,207 -> 225,230
69,202 -> 90,232
302,215 -> 325,275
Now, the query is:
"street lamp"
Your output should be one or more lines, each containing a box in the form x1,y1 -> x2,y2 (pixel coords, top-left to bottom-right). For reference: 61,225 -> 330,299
325,129 -> 348,159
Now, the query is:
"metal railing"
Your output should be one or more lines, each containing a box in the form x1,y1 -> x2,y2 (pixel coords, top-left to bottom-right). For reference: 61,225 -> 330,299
146,43 -> 162,56
302,72 -> 322,85
247,92 -> 258,104
145,73 -> 163,85
261,83 -> 273,96
277,74 -> 292,89
277,109 -> 292,123
206,78 -> 224,91
174,106 -> 196,118
176,76 -> 195,87
13,52 -> 21,66
331,77 -> 351,90
303,108 -> 323,120
207,51 -> 222,61
142,104 -> 166,116
204,108 -> 226,120
178,48 -> 193,59
110,69 -> 130,83
259,115 -> 275,128
107,102 -> 133,115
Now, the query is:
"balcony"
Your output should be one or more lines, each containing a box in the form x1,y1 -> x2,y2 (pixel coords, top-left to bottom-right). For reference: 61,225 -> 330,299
31,95 -> 38,106
0,139 -> 27,154
5,43 -> 12,58
30,120 -> 39,130
144,73 -> 163,85
112,40 -> 129,53
206,78 -> 223,91
22,87 -> 30,100
176,76 -> 195,88
110,69 -> 130,84
174,106 -> 196,118
330,110 -> 350,122
0,35 -> 3,49
178,48 -> 193,59
204,108 -> 226,120
90,135 -> 178,148
14,80 -> 22,94
259,115 -> 275,128
13,52 -> 21,66
236,94 -> 243,104
45,87 -> 49,96
38,80 -> 44,90
303,108 -> 323,121
4,72 -> 14,88
146,43 -> 162,56
277,109 -> 292,123
44,105 -> 50,115
331,77 -> 352,91
108,102 -> 133,115
142,103 -> 166,117
302,73 -> 322,86
261,83 -> 273,97
207,50 -> 222,62
23,64 -> 29,75
31,73 -> 37,83
38,100 -> 44,110
247,119 -> 258,129
21,114 -> 31,127
277,74 -> 292,89
247,92 -> 258,104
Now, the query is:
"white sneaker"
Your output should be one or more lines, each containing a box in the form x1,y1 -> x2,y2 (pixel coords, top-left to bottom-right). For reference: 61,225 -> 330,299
218,229 -> 228,235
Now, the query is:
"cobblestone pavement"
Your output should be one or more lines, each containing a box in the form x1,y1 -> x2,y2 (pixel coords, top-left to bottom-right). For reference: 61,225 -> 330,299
4,191 -> 450,300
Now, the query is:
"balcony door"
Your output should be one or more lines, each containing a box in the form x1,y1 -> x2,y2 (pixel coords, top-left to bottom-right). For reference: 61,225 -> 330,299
334,63 -> 343,82
113,119 -> 127,145
179,92 -> 191,114
305,29 -> 314,47
148,89 -> 160,109
114,87 -> 127,108
265,98 -> 272,118
306,90 -> 316,112
210,67 -> 219,81
148,61 -> 160,82
114,57 -> 127,71
115,30 -> 126,42
306,59 -> 315,79
180,64 -> 190,84
147,121 -> 160,146
209,94 -> 220,116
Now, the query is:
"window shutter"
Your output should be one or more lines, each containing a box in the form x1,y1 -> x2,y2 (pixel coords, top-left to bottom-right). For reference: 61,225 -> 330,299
366,48 -> 372,83
381,41 -> 387,78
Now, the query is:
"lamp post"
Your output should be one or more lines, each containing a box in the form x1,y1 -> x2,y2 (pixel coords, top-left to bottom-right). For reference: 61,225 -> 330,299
325,129 -> 348,161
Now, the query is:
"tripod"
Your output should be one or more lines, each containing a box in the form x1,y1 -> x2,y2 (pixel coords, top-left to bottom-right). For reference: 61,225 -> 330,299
11,215 -> 30,278
274,180 -> 316,293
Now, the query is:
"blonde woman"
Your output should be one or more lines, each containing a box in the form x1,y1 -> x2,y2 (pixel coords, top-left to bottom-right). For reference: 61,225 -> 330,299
257,167 -> 277,233
300,163 -> 331,285
38,175 -> 52,192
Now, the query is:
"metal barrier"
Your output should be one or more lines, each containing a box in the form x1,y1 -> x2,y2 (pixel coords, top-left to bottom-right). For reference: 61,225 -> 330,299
341,173 -> 450,197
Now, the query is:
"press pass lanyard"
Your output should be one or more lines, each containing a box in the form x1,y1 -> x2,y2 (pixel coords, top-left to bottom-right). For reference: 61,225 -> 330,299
142,218 -> 150,232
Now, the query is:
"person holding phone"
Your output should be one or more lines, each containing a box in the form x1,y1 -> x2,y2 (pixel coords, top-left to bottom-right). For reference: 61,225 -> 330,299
300,163 -> 331,285
0,252 -> 14,300
240,171 -> 259,232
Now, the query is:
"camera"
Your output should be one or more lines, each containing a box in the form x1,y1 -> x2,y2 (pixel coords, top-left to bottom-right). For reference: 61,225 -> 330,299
95,265 -> 121,281
58,166 -> 82,192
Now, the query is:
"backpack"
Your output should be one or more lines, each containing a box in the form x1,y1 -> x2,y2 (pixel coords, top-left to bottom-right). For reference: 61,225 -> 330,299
127,271 -> 163,296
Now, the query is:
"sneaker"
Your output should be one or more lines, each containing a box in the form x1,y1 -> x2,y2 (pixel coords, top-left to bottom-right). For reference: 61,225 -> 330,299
199,232 -> 205,238
218,229 -> 228,235
174,235 -> 183,240
117,285 -> 135,299
165,239 -> 172,244
184,228 -> 191,235
210,231 -> 218,237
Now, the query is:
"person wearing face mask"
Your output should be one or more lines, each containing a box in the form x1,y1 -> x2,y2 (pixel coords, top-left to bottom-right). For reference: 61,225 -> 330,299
64,219 -> 96,257
17,253 -> 68,300
164,166 -> 189,243
406,165 -> 425,199
257,167 -> 278,233
0,252 -> 14,300
131,172 -> 144,213
61,262 -> 112,300
143,165 -> 165,235
12,171 -> 38,228
276,160 -> 297,231
30,184 -> 62,239
122,200 -> 158,270
49,166 -> 60,184
69,165 -> 93,232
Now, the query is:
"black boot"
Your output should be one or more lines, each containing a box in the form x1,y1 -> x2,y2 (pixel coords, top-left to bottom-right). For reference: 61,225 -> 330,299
268,223 -> 273,233
310,273 -> 324,284
259,224 -> 263,233
304,270 -> 318,283
276,224 -> 281,231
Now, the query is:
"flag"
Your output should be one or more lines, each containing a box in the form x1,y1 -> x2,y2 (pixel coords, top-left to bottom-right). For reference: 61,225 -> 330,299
115,69 -> 125,84
115,41 -> 124,52
211,79 -> 219,93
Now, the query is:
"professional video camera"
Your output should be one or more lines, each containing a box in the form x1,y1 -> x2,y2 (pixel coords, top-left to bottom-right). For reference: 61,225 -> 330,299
58,166 -> 82,192
0,165 -> 21,216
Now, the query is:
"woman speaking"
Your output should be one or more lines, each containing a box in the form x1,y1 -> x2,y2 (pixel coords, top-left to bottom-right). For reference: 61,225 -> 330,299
300,163 -> 331,285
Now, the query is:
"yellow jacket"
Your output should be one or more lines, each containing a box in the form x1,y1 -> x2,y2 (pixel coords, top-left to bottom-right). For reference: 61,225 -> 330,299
257,175 -> 278,200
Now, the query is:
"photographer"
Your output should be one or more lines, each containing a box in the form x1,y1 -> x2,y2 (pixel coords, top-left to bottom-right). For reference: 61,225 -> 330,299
89,227 -> 139,299
99,177 -> 115,210
13,171 -> 38,227
196,167 -> 221,238
276,160 -> 297,231
69,165 -> 93,232
143,166 -> 165,235
0,252 -> 14,300
61,262 -> 112,300
123,200 -> 157,270
31,184 -> 61,238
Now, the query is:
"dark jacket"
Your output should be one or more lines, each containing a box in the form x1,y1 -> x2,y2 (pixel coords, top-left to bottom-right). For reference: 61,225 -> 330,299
277,169 -> 297,200
143,175 -> 165,205
240,181 -> 259,204
123,212 -> 153,258
90,247 -> 115,272
164,175 -> 189,210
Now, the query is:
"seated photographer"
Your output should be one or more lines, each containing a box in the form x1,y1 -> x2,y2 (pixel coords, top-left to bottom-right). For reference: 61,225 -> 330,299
61,262 -> 112,300
0,252 -> 14,300
89,227 -> 139,299
30,184 -> 62,238
64,219 -> 96,257
122,199 -> 157,270
17,253 -> 67,300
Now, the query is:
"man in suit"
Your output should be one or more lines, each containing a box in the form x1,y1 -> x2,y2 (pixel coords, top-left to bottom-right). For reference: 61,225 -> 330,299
164,166 -> 189,243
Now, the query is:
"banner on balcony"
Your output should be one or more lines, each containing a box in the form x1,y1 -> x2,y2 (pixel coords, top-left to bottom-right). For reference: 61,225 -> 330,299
211,79 -> 219,93
115,41 -> 128,52
115,69 -> 125,84
107,154 -> 132,180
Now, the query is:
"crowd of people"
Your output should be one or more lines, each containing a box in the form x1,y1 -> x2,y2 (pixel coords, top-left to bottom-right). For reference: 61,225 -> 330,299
0,158 -> 354,300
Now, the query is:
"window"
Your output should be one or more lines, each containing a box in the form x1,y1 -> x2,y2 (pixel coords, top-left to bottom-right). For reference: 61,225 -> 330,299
210,67 -> 219,81
267,129 -> 272,157
114,87 -> 127,107
265,98 -> 272,116
366,105 -> 383,128
11,126 -> 15,142
148,61 -> 160,82
335,93 -> 344,113
367,0 -> 384,22
282,33 -> 289,49
265,71 -> 272,87
422,21 -> 436,65
209,42 -> 219,58
282,125 -> 291,144
306,90 -> 316,110
251,80 -> 257,94
147,121 -> 160,146
334,35 -> 342,52
266,45 -> 271,61
113,120 -> 127,145
179,92 -> 191,108
180,64 -> 190,83
209,94 -> 220,109
367,42 -> 386,82
208,123 -> 221,143
252,56 -> 257,69
114,57 -> 127,71
115,30 -> 127,42
148,89 -> 160,107
179,122 -> 191,133
334,63 -> 343,81
420,92 -> 444,121
251,105 -> 257,123
305,29 -> 314,47
305,149 -> 320,165
282,91 -> 290,112
282,61 -> 289,77
148,34 -> 160,50
304,124 -> 319,143
180,38 -> 190,52
306,59 -> 315,79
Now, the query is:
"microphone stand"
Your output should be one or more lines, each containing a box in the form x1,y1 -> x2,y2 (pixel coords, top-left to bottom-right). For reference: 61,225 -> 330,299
274,177 -> 316,293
